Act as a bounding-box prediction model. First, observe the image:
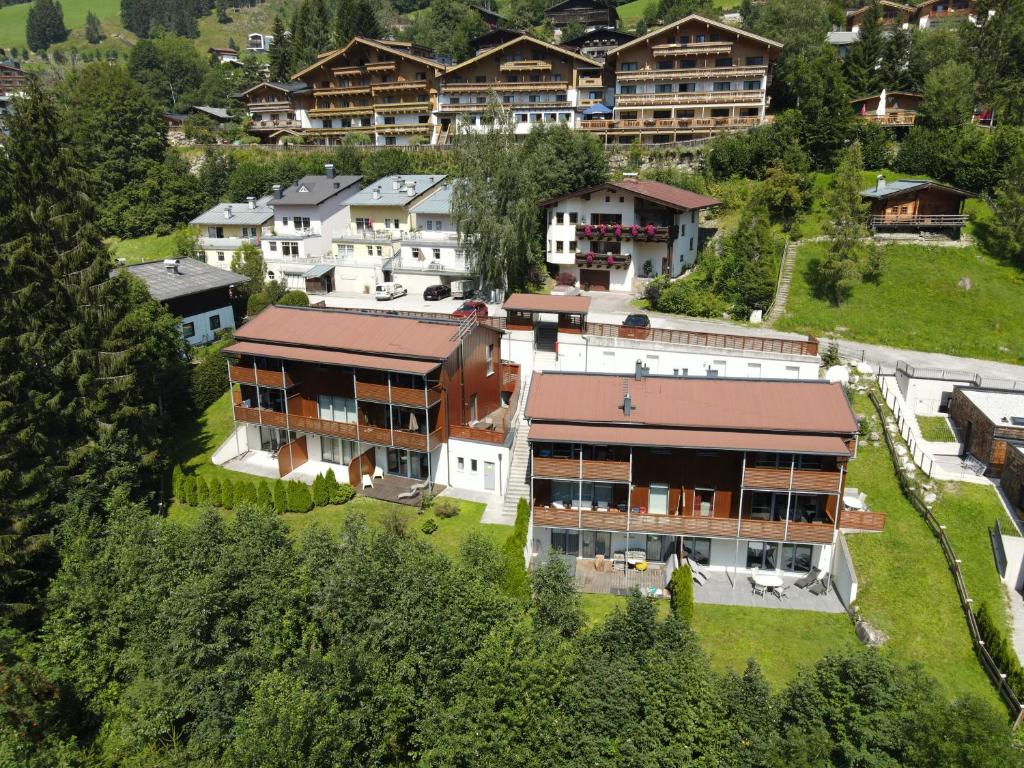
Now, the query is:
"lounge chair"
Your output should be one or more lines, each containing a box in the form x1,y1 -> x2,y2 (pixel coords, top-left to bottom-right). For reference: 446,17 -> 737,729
808,578 -> 829,596
397,488 -> 419,501
361,473 -> 373,490
373,466 -> 384,480
774,585 -> 790,601
793,567 -> 821,589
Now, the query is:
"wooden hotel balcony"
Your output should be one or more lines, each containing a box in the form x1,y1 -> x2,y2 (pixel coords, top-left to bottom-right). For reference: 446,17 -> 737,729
742,467 -> 842,494
354,380 -> 442,408
228,365 -> 294,389
532,455 -> 631,482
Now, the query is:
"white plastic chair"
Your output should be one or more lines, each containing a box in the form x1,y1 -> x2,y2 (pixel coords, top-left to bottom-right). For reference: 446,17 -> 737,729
373,466 -> 384,480
361,473 -> 373,489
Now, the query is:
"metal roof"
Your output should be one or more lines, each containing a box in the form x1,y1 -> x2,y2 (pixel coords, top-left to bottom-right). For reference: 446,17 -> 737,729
540,179 -> 721,211
224,340 -> 440,375
526,371 -> 858,435
503,293 -> 591,314
119,258 -> 248,302
190,200 -> 274,227
304,263 -> 334,278
275,174 -> 363,206
859,179 -> 973,200
826,31 -> 859,45
233,305 -> 495,360
409,183 -> 453,215
959,389 -> 1024,427
191,105 -> 233,121
345,175 -> 447,207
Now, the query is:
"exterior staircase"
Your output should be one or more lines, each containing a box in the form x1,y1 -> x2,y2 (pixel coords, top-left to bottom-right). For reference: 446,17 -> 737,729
501,366 -> 535,519
766,240 -> 798,324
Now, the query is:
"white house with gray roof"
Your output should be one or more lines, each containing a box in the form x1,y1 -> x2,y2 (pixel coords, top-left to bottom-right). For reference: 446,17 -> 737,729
392,182 -> 474,292
260,165 -> 363,290
190,195 -> 275,270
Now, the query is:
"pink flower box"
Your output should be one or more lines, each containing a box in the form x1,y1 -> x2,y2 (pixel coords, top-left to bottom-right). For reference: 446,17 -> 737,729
613,225 -> 622,238
644,224 -> 656,238
606,255 -> 615,266
583,224 -> 593,237
586,252 -> 594,264
630,224 -> 639,237
598,223 -> 607,235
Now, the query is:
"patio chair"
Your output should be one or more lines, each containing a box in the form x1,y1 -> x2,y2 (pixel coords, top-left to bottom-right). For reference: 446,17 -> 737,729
594,554 -> 606,572
397,489 -> 419,501
611,553 -> 626,572
751,578 -> 767,598
808,578 -> 830,597
361,473 -> 373,490
774,585 -> 790,601
373,466 -> 384,480
793,567 -> 821,589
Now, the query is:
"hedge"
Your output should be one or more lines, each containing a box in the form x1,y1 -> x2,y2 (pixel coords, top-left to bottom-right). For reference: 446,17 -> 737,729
976,602 -> 1024,699
669,562 -> 694,624
501,498 -> 531,603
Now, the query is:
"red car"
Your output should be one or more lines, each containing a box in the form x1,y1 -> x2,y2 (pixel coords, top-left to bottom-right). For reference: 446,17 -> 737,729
451,300 -> 488,319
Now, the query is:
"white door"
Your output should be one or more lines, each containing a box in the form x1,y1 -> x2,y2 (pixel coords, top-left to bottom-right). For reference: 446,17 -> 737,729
484,461 -> 495,491
649,483 -> 669,515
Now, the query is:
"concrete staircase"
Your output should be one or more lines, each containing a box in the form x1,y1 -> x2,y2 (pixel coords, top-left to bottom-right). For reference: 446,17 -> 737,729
766,240 -> 798,324
501,367 -> 535,519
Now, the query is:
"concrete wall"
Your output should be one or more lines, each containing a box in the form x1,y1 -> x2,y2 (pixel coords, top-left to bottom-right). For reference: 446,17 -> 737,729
181,304 -> 235,346
446,438 -> 510,495
831,534 -> 859,608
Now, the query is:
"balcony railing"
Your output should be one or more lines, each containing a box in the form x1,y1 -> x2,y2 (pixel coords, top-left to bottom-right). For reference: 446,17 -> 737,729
579,116 -> 769,132
373,81 -> 429,94
532,506 -> 835,544
500,60 -> 553,72
532,455 -> 631,482
354,380 -> 442,407
583,321 -> 819,356
574,252 -> 632,270
308,106 -> 374,117
615,91 -> 764,107
578,76 -> 603,87
248,100 -> 293,111
232,404 -> 443,449
199,235 -> 259,249
576,223 -> 670,242
870,214 -> 968,228
742,467 -> 842,494
858,111 -> 916,126
650,42 -> 733,57
838,508 -> 887,532
228,365 -> 293,389
249,119 -> 302,131
374,101 -> 432,113
616,66 -> 767,83
391,259 -> 470,275
314,85 -> 371,97
442,80 -> 569,93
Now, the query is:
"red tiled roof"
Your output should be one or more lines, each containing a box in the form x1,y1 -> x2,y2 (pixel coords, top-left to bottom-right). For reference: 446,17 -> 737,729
234,305 -> 479,360
223,340 -> 440,375
525,372 -> 858,435
540,179 -> 721,212
503,293 -> 591,314
529,423 -> 852,456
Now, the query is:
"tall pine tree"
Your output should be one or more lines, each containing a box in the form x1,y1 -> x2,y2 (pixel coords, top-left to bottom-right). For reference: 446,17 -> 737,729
25,0 -> 67,51
844,1 -> 884,96
269,14 -> 292,82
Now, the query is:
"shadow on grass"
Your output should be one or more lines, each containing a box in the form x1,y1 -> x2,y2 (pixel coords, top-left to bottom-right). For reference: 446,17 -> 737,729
801,255 -> 836,304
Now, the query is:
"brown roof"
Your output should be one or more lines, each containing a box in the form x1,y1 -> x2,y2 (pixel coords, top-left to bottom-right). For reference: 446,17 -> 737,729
234,305 -> 477,360
540,179 -> 721,212
224,341 -> 440,375
503,293 -> 591,314
529,423 -> 851,456
526,372 -> 858,435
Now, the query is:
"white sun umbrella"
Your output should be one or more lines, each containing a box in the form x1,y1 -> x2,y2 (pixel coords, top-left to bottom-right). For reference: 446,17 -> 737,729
876,88 -> 887,117
408,411 -> 419,432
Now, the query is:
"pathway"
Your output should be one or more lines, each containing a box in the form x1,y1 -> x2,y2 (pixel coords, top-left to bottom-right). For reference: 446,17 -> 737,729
765,240 -> 798,324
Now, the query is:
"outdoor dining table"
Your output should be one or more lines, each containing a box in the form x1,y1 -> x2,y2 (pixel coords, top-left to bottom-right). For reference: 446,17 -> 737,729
843,494 -> 865,510
752,573 -> 784,590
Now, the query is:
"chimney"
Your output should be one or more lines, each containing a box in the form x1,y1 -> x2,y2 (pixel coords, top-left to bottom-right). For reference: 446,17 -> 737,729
623,392 -> 632,417
372,186 -> 381,200
223,204 -> 232,219
393,176 -> 403,191
635,359 -> 645,381
876,175 -> 885,193
163,258 -> 181,274
324,163 -> 335,179
247,196 -> 256,209
407,181 -> 417,196
272,184 -> 283,199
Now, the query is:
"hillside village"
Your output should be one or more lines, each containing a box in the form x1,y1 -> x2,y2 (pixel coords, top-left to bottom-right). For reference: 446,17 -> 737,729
3,0 -> 1024,765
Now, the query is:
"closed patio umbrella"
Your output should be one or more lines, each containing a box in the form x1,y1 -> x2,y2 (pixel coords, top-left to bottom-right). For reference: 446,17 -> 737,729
408,411 -> 419,432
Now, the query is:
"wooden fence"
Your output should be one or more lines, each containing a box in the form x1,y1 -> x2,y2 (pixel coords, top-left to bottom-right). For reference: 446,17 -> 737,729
584,321 -> 819,357
868,390 -> 1024,725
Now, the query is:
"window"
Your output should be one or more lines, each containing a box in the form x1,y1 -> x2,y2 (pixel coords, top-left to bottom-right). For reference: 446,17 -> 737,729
282,241 -> 299,257
748,362 -> 762,378
746,56 -> 764,66
550,528 -> 579,555
385,137 -> 396,146
209,314 -> 221,331
582,530 -> 612,558
207,226 -> 224,238
568,212 -> 577,224
216,251 -> 225,262
356,217 -> 371,230
282,217 -> 289,226
693,488 -> 715,516
713,81 -> 732,92
269,241 -> 277,251
619,85 -> 637,94
715,57 -> 733,67
296,217 -> 310,230
743,80 -> 760,91
619,62 -> 638,71
486,343 -> 494,375
746,541 -> 778,569
681,537 -> 711,565
182,322 -> 195,339
432,248 -> 441,259
655,84 -> 673,94
317,394 -> 357,423
657,60 -> 673,70
384,116 -> 396,125
470,458 -> 478,472
457,457 -> 465,471
781,544 -> 813,572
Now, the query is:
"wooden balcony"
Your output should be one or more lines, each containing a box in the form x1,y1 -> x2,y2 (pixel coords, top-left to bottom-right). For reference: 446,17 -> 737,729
354,380 -> 442,407
870,214 -> 968,229
500,60 -> 552,72
616,66 -> 767,83
532,456 -> 630,482
532,506 -> 835,544
365,61 -> 397,72
234,405 -> 287,429
373,81 -> 429,93
615,91 -> 764,108
650,42 -> 733,57
314,85 -> 372,97
228,365 -> 293,388
308,106 -> 374,117
374,101 -> 433,114
742,467 -> 841,494
249,119 -> 303,131
579,116 -> 770,133
578,76 -> 603,87
576,223 -> 670,242
839,509 -> 886,532
248,100 -> 293,111
584,320 -> 819,356
858,111 -> 916,127
442,80 -> 568,93
574,252 -> 632,270
375,124 -> 432,136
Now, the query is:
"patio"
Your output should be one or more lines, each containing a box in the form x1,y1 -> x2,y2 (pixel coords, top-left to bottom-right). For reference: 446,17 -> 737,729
360,474 -> 445,506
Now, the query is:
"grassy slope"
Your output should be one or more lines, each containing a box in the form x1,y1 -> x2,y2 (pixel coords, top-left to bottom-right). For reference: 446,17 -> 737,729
617,0 -> 741,30
107,230 -> 190,265
0,0 -> 121,50
916,415 -> 955,442
844,392 -> 1002,706
776,241 -> 1024,363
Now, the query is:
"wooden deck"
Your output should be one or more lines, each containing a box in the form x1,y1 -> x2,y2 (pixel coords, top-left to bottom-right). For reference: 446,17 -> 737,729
359,475 -> 445,506
571,558 -> 667,597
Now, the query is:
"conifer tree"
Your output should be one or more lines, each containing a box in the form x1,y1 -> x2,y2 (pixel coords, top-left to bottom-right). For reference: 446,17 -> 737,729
844,1 -> 884,96
25,0 -> 67,51
269,15 -> 292,81
85,11 -> 102,44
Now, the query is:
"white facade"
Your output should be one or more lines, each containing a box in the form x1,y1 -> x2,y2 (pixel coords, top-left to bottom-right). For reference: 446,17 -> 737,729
438,93 -> 578,136
544,189 -> 705,292
181,304 -> 236,346
445,438 -> 511,494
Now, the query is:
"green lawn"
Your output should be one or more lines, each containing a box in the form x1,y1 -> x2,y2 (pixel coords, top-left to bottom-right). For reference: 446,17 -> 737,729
0,0 -> 122,50
916,415 -> 955,442
616,0 -> 740,29
776,241 -> 1024,363
107,230 -> 190,265
844,392 -> 1003,706
581,594 -> 858,688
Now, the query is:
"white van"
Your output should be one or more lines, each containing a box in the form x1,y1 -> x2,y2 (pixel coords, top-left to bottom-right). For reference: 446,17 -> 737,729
450,279 -> 476,299
374,282 -> 408,301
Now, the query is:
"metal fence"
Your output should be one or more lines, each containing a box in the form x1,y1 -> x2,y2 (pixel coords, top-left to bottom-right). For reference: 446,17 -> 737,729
868,390 -> 1024,725
895,361 -> 1024,393
879,375 -> 937,477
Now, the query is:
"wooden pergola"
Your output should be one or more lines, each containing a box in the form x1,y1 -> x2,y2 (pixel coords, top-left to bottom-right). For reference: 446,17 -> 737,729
502,293 -> 591,334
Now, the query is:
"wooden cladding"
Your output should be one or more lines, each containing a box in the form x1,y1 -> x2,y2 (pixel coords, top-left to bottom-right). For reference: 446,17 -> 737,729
228,365 -> 292,389
742,467 -> 841,493
532,455 -> 630,482
277,436 -> 308,477
449,424 -> 506,445
234,405 -> 287,429
532,506 -> 835,544
583,321 -> 819,357
354,380 -> 441,407
233,405 -> 438,451
838,509 -> 887,532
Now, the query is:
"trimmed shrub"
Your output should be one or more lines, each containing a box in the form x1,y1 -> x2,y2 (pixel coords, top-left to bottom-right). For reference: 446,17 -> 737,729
421,517 -> 438,535
257,480 -> 272,509
221,478 -> 234,509
236,481 -> 256,505
273,480 -> 288,515
312,474 -> 329,507
196,477 -> 209,506
278,290 -> 310,307
184,476 -> 198,506
288,481 -> 313,513
172,464 -> 185,500
669,563 -> 695,624
976,602 -> 1024,698
208,477 -> 222,508
190,345 -> 230,413
333,482 -> 356,505
500,498 -> 531,603
324,468 -> 339,501
432,498 -> 460,519
247,291 -> 271,317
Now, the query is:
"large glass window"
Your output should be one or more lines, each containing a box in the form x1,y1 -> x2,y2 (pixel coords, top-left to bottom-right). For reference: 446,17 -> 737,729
746,541 -> 779,570
550,528 -> 579,555
693,488 -> 715,516
321,436 -> 357,464
645,534 -> 675,562
781,544 -> 814,572
582,530 -> 612,558
259,426 -> 295,452
682,537 -> 711,565
318,394 -> 356,423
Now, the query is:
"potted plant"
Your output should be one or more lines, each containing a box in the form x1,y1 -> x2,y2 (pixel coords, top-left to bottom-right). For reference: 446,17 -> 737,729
606,254 -> 615,266
598,223 -> 607,236
613,224 -> 622,238
644,223 -> 656,238
630,224 -> 639,237
583,224 -> 593,237
586,252 -> 594,264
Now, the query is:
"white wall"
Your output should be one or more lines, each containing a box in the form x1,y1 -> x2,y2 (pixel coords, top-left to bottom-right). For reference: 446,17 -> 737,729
903,376 -> 974,415
446,438 -> 510,495
181,304 -> 235,346
831,534 -> 859,607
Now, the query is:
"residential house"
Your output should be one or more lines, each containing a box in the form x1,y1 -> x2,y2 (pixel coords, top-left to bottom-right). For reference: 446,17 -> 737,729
191,105 -> 235,123
524,371 -> 874,576
560,27 -> 636,62
541,179 -> 720,291
851,91 -> 921,127
845,1 -> 915,32
0,59 -> 26,133
1002,444 -> 1024,516
119,258 -> 248,345
469,3 -> 508,29
290,37 -> 446,146
436,33 -> 603,141
392,181 -> 474,292
239,81 -> 312,142
829,0 -> 984,50
592,14 -> 783,145
247,33 -> 274,53
469,28 -> 523,55
860,176 -> 972,234
209,47 -> 240,64
217,305 -> 520,494
261,165 -> 363,290
544,0 -> 617,34
330,174 -> 448,293
949,388 -> 1024,475
191,196 -> 275,269
914,0 -> 980,29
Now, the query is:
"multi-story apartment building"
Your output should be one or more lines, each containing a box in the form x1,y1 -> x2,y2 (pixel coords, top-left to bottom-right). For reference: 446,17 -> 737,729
218,305 -> 520,493
260,166 -> 363,290
0,59 -> 26,132
328,174 -> 447,293
435,34 -> 604,140
391,181 -> 474,292
830,1 -> 983,50
525,371 -> 870,575
541,179 -> 720,291
561,27 -> 637,62
191,196 -> 275,269
290,37 -> 446,146
239,81 -> 312,143
545,0 -> 617,34
589,14 -> 782,145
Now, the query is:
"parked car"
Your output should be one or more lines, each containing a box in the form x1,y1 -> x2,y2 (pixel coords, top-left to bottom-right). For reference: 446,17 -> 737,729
450,279 -> 476,299
374,282 -> 408,301
423,284 -> 451,301
622,313 -> 650,328
452,300 -> 488,319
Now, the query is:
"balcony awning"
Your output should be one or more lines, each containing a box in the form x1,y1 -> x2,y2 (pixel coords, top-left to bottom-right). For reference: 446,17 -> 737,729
304,263 -> 335,279
582,103 -> 612,116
